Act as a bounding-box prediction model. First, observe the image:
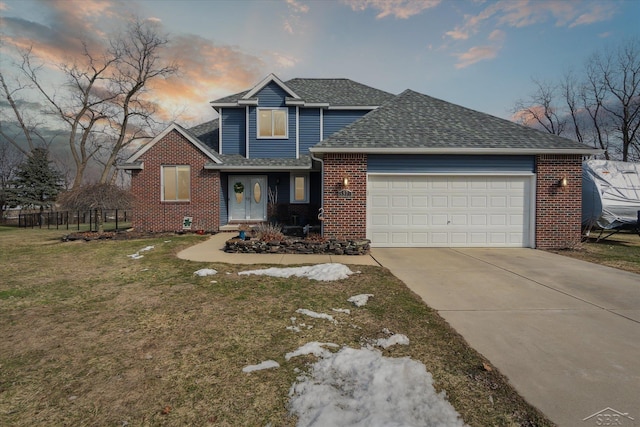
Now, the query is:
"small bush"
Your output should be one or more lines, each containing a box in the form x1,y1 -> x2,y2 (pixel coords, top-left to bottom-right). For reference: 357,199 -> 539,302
253,222 -> 285,242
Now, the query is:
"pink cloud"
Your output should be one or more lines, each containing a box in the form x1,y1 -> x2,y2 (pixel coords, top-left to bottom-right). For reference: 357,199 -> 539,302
343,0 -> 442,19
453,45 -> 498,69
445,0 -> 620,41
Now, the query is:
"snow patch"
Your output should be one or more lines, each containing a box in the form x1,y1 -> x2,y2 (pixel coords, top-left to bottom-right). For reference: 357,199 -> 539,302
295,308 -> 335,323
242,360 -> 280,373
348,294 -> 374,307
285,342 -> 339,361
288,347 -> 466,427
239,263 -> 354,281
193,268 -> 218,277
374,334 -> 410,349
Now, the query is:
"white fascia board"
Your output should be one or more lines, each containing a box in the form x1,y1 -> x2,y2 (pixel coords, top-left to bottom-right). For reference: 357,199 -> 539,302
244,73 -> 300,99
209,102 -> 238,108
309,147 -> 603,155
304,102 -> 330,108
238,99 -> 259,106
126,123 -> 223,164
285,99 -> 305,106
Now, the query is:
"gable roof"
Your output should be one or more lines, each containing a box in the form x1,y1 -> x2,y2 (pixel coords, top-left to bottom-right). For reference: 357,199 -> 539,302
312,89 -> 600,155
119,123 -> 222,169
211,75 -> 395,109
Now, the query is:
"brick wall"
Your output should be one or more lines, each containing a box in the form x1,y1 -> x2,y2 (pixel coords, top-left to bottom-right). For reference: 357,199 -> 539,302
130,130 -> 220,232
535,154 -> 583,249
322,153 -> 367,239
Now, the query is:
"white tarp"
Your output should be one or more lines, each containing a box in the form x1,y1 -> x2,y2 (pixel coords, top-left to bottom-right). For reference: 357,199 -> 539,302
582,160 -> 640,229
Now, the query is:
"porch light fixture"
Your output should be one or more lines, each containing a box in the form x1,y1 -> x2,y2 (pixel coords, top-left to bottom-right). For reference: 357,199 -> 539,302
559,176 -> 568,187
342,176 -> 349,188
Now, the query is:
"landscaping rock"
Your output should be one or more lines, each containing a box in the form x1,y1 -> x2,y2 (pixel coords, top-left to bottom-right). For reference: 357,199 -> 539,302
225,237 -> 370,255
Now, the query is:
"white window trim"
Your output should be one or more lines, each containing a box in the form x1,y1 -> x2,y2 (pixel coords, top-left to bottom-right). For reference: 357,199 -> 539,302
161,165 -> 191,202
257,107 -> 288,139
290,173 -> 309,204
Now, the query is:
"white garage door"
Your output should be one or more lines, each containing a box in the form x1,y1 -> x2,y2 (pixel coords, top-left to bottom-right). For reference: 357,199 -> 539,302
367,175 -> 533,247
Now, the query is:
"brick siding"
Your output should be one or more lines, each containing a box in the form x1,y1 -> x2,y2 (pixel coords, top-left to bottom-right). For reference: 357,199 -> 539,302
535,154 -> 583,249
130,130 -> 220,232
322,153 -> 367,239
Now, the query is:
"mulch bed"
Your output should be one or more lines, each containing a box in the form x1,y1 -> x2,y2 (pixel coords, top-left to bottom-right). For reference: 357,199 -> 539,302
61,230 -> 198,241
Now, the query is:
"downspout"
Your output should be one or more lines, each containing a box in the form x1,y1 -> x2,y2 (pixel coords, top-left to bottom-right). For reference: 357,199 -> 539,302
310,151 -> 324,236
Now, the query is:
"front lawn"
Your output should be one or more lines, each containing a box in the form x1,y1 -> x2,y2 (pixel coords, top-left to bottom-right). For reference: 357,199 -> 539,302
550,230 -> 640,274
0,227 -> 551,426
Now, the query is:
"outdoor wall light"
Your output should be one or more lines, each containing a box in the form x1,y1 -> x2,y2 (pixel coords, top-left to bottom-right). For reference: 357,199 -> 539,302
342,176 -> 349,188
559,176 -> 568,187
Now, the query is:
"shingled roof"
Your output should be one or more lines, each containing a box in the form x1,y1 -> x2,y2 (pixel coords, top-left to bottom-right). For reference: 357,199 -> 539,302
211,77 -> 395,107
312,89 -> 598,154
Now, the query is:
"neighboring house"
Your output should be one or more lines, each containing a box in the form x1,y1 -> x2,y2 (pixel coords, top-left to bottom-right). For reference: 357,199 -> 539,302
120,73 -> 598,249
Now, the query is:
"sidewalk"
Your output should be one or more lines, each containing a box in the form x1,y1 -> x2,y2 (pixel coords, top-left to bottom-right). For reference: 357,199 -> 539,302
176,232 -> 380,266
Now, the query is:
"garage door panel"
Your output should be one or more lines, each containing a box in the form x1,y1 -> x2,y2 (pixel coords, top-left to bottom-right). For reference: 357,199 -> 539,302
368,175 -> 532,248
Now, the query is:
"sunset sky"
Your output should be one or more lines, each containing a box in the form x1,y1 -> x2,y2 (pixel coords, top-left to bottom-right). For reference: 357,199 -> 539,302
1,0 -> 639,126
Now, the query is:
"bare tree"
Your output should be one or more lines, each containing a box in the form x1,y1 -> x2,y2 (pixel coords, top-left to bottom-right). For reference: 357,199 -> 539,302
594,39 -> 640,161
513,38 -> 640,162
0,70 -> 54,155
97,20 -> 178,184
512,78 -> 567,136
5,18 -> 177,188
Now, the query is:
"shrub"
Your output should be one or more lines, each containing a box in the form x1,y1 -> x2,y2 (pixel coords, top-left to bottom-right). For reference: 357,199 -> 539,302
253,222 -> 285,242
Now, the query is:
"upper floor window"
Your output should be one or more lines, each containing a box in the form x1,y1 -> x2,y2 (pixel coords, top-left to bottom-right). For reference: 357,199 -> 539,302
258,108 -> 287,138
162,165 -> 190,201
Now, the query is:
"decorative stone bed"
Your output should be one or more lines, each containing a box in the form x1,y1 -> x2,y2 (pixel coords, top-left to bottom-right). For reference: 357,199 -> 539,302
224,237 -> 371,255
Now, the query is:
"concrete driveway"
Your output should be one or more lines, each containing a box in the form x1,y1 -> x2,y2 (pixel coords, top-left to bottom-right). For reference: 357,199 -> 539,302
371,248 -> 640,427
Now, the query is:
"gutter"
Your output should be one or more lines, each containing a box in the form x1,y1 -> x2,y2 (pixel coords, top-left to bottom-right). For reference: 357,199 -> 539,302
309,151 -> 325,236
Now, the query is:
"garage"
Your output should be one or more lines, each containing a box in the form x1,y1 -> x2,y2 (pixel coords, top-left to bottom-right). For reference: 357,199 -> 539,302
367,174 -> 534,247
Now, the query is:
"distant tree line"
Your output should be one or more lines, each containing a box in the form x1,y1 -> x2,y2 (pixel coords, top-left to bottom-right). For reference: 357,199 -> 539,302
513,38 -> 640,162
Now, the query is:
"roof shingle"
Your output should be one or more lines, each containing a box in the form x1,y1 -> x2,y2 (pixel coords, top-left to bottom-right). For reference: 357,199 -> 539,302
313,89 -> 597,153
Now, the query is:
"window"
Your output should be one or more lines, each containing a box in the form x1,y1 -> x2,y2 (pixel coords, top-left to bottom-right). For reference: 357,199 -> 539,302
258,108 -> 287,138
290,173 -> 309,204
162,165 -> 190,201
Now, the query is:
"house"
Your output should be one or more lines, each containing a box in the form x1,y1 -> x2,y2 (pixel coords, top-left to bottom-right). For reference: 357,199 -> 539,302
119,74 -> 599,249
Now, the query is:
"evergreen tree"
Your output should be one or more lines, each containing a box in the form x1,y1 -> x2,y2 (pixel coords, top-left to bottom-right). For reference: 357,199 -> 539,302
12,148 -> 64,212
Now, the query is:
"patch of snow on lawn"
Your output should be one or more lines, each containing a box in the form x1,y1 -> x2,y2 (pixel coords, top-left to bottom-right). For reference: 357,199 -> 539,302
139,245 -> 154,252
285,342 -> 339,361
374,334 -> 410,349
239,263 -> 353,281
347,294 -> 374,307
332,308 -> 351,314
242,360 -> 280,373
288,347 -> 466,427
194,268 -> 218,276
295,308 -> 335,323
127,253 -> 143,259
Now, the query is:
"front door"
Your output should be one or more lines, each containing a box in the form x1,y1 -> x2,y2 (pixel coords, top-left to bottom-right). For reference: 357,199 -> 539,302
228,175 -> 267,221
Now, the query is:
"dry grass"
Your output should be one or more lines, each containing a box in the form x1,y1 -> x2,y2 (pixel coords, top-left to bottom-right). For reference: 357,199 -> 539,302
549,230 -> 640,274
0,227 -> 552,426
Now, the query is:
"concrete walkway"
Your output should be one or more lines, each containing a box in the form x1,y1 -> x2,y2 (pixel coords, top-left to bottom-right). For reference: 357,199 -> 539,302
371,248 -> 640,427
176,232 -> 380,265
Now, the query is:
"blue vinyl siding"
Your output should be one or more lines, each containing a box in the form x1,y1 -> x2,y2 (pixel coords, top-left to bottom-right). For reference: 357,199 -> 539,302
221,108 -> 245,156
257,82 -> 288,107
299,109 -> 321,154
248,107 -> 296,159
323,110 -> 368,138
367,155 -> 535,173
